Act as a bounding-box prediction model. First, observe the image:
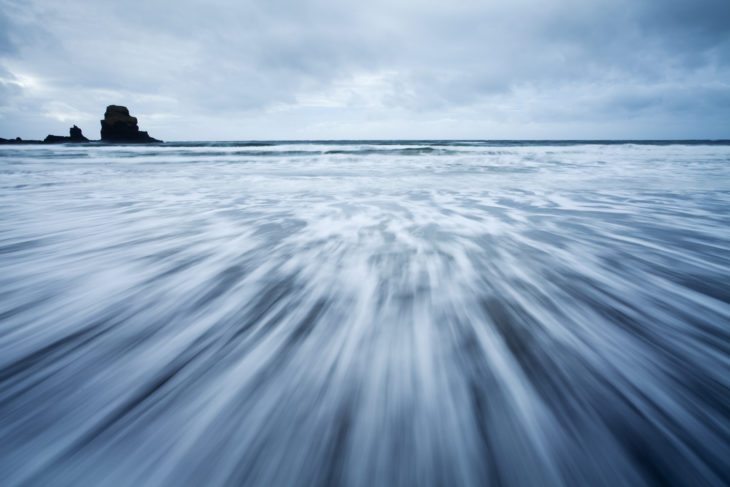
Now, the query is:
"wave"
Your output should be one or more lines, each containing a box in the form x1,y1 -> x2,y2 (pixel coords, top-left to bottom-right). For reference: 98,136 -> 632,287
0,142 -> 729,486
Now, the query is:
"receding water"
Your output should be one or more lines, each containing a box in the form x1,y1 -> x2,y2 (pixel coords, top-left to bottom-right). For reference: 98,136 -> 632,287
1,141 -> 729,486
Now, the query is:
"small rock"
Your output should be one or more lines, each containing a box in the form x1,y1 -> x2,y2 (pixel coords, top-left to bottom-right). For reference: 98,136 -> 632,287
44,125 -> 90,144
69,125 -> 88,141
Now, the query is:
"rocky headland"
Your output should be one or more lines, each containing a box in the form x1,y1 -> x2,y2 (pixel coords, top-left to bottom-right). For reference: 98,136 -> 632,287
1,105 -> 162,144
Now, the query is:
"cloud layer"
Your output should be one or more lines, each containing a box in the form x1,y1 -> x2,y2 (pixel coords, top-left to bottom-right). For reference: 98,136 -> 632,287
1,0 -> 729,139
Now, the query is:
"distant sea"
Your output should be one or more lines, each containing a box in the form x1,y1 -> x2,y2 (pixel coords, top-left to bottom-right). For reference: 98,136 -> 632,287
1,141 -> 729,486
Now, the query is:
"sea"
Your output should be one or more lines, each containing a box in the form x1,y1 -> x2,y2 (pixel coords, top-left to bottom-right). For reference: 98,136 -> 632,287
1,140 -> 729,486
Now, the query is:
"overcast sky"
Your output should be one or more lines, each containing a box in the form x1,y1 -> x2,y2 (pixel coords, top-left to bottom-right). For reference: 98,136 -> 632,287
1,0 -> 729,140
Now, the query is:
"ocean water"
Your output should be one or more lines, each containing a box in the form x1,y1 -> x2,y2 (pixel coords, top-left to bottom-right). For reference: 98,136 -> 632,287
0,140 -> 729,486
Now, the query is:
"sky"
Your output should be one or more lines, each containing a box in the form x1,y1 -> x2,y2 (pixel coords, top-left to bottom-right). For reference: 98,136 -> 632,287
1,0 -> 729,140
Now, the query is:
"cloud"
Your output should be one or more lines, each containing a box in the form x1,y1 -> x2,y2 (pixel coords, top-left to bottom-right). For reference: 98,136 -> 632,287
0,0 -> 728,139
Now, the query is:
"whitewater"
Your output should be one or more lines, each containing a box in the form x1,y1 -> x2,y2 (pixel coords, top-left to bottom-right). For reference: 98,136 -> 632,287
1,141 -> 729,486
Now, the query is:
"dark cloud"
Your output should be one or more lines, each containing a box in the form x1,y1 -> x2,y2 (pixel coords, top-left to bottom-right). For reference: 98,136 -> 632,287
0,0 -> 728,139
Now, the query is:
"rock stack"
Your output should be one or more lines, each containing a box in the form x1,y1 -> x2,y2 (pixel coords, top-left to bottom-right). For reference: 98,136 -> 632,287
44,125 -> 90,143
2,105 -> 164,144
100,105 -> 161,143
70,125 -> 86,140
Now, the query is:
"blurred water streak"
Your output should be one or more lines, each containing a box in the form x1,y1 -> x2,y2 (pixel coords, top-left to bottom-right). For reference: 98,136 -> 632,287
0,141 -> 729,486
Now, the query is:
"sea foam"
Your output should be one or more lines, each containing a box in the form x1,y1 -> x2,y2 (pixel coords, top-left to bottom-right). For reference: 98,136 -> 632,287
0,141 -> 728,485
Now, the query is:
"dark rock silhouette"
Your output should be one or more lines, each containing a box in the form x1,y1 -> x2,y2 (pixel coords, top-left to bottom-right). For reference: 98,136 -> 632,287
70,125 -> 86,140
100,105 -> 161,143
44,125 -> 90,143
0,137 -> 43,145
43,135 -> 66,143
2,105 -> 164,144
